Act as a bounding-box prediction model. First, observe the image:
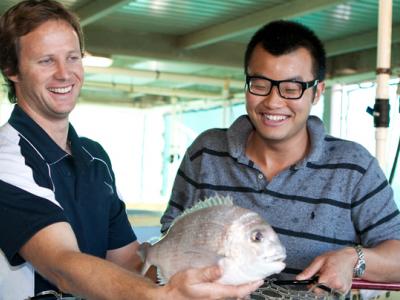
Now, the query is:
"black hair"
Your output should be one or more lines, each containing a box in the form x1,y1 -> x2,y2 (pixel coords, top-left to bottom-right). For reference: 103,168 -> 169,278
244,20 -> 326,81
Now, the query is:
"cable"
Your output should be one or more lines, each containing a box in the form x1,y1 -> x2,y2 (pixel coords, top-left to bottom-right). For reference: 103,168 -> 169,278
389,137 -> 400,184
389,83 -> 400,184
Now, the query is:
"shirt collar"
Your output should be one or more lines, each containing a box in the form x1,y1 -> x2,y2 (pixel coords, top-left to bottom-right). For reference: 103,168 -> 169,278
226,114 -> 326,167
227,115 -> 254,161
293,115 -> 326,169
8,105 -> 91,166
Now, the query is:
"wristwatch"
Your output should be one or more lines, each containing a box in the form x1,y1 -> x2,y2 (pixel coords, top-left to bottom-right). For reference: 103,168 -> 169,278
353,245 -> 366,278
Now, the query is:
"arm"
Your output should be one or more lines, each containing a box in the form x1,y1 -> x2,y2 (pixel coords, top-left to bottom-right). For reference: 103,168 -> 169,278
106,241 -> 158,281
20,222 -> 262,299
297,156 -> 400,294
106,241 -> 142,272
296,240 -> 400,294
362,239 -> 400,281
20,222 -> 159,299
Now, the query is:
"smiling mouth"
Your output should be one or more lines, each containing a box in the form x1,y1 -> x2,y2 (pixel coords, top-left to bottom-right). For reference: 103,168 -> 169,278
262,114 -> 288,121
48,85 -> 73,94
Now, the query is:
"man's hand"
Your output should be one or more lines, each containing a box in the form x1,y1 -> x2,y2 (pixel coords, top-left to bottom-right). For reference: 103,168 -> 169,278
161,265 -> 263,300
296,247 -> 357,295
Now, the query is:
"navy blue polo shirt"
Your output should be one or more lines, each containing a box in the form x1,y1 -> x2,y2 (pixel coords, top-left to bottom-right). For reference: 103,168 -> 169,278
0,105 -> 136,298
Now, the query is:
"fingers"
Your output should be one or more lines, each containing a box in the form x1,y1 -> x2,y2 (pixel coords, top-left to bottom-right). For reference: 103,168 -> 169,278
198,265 -> 223,282
234,280 -> 264,298
190,265 -> 263,298
166,265 -> 263,299
296,258 -> 323,280
208,280 -> 263,299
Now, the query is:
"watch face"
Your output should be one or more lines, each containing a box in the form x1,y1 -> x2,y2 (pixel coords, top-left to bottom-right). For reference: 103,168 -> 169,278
353,245 -> 366,278
355,261 -> 366,277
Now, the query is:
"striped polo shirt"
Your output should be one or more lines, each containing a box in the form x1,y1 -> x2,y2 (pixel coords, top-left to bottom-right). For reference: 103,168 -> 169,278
161,114 -> 400,279
0,105 -> 136,299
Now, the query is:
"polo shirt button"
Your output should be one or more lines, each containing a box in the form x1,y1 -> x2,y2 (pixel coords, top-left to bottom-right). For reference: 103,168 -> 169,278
258,173 -> 263,179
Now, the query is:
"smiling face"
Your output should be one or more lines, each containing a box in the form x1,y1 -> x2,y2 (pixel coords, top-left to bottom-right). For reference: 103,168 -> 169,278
245,44 -> 324,147
9,19 -> 83,124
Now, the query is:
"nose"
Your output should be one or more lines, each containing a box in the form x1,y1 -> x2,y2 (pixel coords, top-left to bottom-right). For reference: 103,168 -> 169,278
262,86 -> 285,108
54,61 -> 71,80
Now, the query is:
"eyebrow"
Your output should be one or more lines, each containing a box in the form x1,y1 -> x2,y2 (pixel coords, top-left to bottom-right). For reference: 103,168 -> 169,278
248,73 -> 306,82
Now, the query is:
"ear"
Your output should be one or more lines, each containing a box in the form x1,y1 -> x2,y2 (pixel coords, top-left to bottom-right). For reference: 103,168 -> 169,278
7,74 -> 19,83
313,81 -> 325,105
4,68 -> 20,83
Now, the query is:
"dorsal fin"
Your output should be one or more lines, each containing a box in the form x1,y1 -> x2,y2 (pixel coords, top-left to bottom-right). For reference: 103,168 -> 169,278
169,194 -> 234,228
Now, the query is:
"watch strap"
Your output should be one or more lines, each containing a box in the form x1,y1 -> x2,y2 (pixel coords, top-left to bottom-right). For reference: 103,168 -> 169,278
353,245 -> 366,278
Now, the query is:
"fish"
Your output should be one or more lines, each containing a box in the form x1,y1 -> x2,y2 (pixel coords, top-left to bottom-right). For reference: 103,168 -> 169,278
138,195 -> 286,285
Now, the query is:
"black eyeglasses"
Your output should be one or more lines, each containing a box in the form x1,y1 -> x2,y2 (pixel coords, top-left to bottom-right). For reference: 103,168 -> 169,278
246,75 -> 319,100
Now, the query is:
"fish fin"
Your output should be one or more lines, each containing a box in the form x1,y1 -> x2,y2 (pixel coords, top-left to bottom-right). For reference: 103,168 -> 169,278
170,194 -> 234,228
137,242 -> 151,262
137,242 -> 152,276
157,267 -> 167,285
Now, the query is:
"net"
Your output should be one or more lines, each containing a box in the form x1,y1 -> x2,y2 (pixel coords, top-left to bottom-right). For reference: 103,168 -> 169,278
251,281 -> 344,300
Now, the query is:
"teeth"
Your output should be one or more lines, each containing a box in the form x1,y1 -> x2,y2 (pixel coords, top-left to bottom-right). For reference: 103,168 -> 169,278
264,114 -> 287,121
48,86 -> 72,94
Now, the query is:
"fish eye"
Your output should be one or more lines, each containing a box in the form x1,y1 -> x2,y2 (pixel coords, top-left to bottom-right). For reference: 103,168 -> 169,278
251,230 -> 264,242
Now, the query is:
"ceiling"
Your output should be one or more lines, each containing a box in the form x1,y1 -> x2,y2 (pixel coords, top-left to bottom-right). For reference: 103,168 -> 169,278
1,0 -> 399,109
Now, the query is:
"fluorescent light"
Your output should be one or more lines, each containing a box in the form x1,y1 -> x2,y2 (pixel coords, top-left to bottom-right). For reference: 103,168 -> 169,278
82,55 -> 113,67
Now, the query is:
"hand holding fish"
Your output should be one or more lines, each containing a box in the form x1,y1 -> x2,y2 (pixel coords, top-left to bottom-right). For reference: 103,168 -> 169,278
158,264 -> 264,299
296,247 -> 356,294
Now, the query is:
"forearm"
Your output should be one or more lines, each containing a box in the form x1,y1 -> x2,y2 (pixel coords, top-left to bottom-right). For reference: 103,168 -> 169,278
19,223 -> 160,300
363,240 -> 400,282
42,250 -> 160,300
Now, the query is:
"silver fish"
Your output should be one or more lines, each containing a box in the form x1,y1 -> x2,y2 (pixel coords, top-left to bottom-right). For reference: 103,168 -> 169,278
138,196 -> 286,285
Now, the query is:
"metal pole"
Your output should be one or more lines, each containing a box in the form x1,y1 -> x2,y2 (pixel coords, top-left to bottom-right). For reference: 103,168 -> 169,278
374,0 -> 392,170
329,84 -> 343,137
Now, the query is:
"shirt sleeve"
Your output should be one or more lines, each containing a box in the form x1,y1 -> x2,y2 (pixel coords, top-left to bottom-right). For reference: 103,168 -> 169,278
0,180 -> 66,266
351,157 -> 400,247
160,150 -> 199,234
108,191 -> 137,249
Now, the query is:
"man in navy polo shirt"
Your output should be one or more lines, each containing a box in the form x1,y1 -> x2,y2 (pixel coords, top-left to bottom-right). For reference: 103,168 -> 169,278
0,1 -> 262,299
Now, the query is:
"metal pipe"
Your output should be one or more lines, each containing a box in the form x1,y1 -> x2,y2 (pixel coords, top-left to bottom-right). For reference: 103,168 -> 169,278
84,66 -> 244,89
374,0 -> 392,169
329,84 -> 343,137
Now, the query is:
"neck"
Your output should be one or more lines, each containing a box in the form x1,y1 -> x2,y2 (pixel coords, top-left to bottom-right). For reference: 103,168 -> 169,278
18,102 -> 70,152
246,129 -> 310,180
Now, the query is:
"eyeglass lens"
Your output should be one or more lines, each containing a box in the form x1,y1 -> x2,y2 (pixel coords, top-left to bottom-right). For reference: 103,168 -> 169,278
249,78 -> 304,99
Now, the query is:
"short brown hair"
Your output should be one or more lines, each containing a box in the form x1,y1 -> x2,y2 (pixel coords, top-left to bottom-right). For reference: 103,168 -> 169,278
0,0 -> 84,103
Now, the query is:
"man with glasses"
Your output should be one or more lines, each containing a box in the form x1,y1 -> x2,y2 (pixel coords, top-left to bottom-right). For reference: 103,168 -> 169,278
161,20 -> 400,295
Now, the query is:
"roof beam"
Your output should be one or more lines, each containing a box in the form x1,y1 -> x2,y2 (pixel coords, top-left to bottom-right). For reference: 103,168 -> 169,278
177,0 -> 348,50
85,25 -> 400,70
75,0 -> 130,27
84,66 -> 244,89
325,25 -> 400,57
84,28 -> 245,68
83,81 -> 229,100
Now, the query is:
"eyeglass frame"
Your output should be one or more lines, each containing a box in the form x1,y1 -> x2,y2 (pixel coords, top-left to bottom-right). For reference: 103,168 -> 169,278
245,74 -> 319,100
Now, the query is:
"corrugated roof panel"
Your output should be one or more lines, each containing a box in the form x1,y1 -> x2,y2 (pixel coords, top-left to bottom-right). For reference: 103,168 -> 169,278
101,0 -> 284,35
294,0 -> 399,41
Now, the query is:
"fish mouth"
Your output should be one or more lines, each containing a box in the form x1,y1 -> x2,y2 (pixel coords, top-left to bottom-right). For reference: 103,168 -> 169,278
264,253 -> 286,262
